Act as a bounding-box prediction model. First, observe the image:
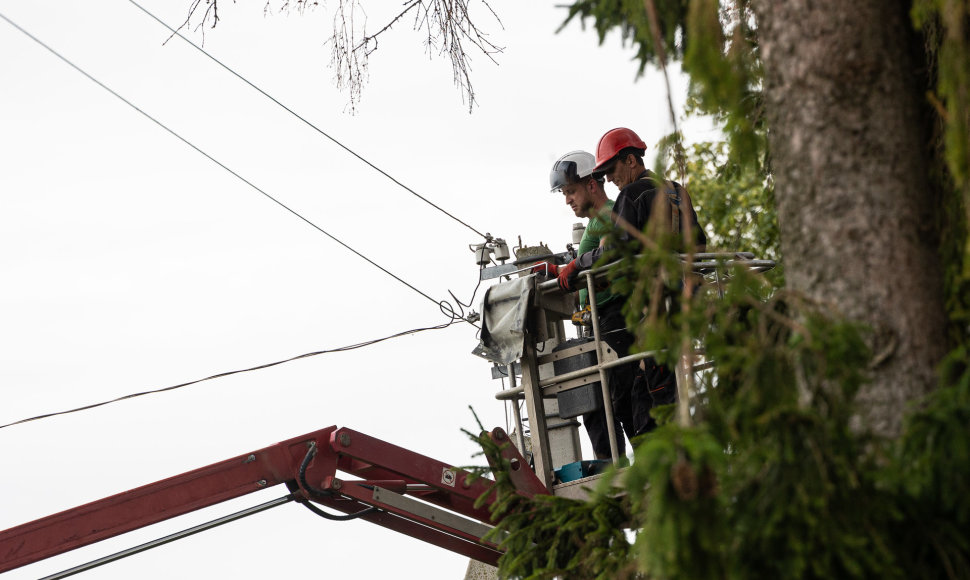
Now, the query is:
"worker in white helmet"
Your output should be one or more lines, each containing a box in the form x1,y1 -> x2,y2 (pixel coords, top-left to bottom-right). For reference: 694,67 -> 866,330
536,130 -> 705,455
539,150 -> 633,460
546,150 -> 616,316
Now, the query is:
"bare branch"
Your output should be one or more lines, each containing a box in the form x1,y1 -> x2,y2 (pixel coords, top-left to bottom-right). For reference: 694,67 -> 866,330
178,0 -> 220,44
327,0 -> 369,112
353,1 -> 421,52
180,0 -> 503,112
338,0 -> 504,112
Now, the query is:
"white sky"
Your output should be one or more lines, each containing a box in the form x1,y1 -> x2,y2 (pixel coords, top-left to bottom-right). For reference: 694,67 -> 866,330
0,2 -> 714,578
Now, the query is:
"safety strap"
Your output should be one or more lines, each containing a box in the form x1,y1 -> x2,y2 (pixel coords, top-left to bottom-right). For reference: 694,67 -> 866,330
637,173 -> 703,252
663,179 -> 683,236
636,173 -> 683,236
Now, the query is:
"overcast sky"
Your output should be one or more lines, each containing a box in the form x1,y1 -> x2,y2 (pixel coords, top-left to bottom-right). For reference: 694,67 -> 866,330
0,2 -> 713,578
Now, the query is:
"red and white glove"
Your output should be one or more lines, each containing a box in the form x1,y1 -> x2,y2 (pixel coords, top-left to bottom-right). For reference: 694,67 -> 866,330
530,261 -> 559,277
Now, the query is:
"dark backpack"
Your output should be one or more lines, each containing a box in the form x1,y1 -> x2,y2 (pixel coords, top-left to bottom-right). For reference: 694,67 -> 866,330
636,174 -> 707,252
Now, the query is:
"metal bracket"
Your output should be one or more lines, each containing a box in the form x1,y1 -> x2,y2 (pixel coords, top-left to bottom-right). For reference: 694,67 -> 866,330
371,487 -> 497,542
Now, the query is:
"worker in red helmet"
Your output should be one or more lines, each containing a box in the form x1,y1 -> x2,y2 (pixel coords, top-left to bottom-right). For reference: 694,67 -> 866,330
536,128 -> 707,446
587,127 -> 707,259
541,128 -> 706,291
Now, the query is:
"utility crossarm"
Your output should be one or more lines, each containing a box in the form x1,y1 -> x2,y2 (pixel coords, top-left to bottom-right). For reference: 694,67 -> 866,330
0,425 -> 545,576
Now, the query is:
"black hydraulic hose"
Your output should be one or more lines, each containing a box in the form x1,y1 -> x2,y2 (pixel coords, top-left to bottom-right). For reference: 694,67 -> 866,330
299,499 -> 376,522
297,442 -> 378,522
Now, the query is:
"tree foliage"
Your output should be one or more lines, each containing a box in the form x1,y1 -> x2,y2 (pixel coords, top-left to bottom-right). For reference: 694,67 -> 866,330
671,140 -> 781,282
473,265 -> 970,578
565,0 -> 969,345
470,2 -> 970,574
563,0 -> 763,167
911,0 -> 970,345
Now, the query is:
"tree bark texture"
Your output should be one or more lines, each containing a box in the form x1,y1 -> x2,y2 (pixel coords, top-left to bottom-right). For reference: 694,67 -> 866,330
752,0 -> 947,438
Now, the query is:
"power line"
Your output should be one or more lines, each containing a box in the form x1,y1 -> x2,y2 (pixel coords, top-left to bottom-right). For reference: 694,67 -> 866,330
128,0 -> 488,241
0,10 -> 452,313
0,320 -> 458,430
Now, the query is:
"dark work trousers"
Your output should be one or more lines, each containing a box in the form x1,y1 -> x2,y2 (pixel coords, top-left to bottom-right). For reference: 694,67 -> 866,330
582,300 -> 677,459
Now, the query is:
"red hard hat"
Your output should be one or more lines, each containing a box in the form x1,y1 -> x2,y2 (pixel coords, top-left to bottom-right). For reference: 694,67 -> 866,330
593,127 -> 647,173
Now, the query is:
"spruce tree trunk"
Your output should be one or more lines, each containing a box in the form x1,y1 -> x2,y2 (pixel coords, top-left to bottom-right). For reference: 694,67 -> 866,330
751,0 -> 947,437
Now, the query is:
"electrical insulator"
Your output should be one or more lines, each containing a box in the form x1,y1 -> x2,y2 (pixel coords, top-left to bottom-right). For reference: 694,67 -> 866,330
572,223 -> 585,245
473,244 -> 491,266
492,238 -> 510,262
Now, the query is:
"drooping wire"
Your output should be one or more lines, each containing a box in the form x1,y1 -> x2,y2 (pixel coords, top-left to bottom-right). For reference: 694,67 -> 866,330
438,265 -> 485,324
0,11 -> 455,316
0,320 -> 457,430
452,268 -> 485,312
127,0 -> 487,241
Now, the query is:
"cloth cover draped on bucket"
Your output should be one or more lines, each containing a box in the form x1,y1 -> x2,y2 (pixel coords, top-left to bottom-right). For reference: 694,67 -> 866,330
473,276 -> 535,365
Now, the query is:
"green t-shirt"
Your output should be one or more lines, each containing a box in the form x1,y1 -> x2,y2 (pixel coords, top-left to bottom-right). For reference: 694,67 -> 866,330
578,199 -> 616,308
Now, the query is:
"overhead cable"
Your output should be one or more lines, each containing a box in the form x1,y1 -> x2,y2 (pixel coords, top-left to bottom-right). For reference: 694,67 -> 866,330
128,0 -> 487,240
0,319 -> 458,430
0,11 -> 452,314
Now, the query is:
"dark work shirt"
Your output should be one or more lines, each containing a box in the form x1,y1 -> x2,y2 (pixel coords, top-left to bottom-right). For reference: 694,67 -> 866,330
576,170 -> 706,270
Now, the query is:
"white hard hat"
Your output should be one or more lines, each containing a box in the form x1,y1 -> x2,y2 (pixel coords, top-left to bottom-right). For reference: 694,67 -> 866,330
549,150 -> 596,192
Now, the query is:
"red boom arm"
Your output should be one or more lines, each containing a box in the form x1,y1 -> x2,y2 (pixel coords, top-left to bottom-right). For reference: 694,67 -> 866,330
0,425 -> 546,574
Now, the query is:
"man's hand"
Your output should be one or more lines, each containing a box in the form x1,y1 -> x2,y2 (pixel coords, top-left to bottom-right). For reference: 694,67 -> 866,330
557,260 -> 579,292
531,261 -> 559,277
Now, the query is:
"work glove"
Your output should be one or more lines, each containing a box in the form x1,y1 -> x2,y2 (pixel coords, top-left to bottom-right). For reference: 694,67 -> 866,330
530,261 -> 559,277
557,259 -> 580,292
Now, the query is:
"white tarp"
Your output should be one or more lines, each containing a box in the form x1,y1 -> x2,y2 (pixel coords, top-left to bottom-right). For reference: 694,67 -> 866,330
473,275 -> 535,365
